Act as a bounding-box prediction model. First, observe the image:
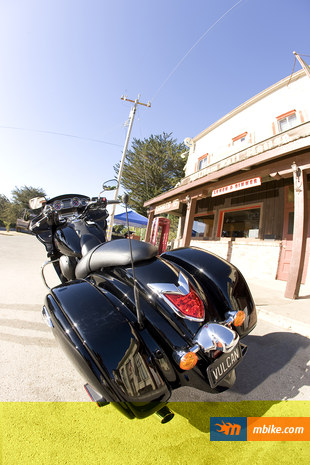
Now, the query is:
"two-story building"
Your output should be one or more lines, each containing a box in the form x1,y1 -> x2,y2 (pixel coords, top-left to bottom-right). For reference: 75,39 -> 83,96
144,68 -> 310,298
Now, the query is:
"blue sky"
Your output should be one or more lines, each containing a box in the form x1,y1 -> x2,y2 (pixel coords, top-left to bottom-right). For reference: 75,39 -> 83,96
1,0 -> 309,200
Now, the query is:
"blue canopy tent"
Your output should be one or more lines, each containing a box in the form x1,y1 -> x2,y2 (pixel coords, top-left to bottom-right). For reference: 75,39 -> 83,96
113,210 -> 148,228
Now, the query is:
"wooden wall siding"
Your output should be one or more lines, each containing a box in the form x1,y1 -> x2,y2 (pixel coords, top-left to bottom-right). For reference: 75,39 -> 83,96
195,179 -> 291,240
230,180 -> 285,239
195,195 -> 223,213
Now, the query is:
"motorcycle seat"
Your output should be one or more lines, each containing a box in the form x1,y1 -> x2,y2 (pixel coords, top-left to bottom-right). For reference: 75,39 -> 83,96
75,238 -> 158,279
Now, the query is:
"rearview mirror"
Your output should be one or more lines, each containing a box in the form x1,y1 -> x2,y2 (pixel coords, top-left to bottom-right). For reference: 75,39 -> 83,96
102,179 -> 118,191
29,197 -> 46,210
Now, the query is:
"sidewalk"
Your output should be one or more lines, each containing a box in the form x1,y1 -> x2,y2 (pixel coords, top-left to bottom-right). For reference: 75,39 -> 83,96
0,228 -> 25,236
247,278 -> 310,339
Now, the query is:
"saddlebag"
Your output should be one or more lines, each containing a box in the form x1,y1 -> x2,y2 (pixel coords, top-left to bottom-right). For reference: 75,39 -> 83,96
44,279 -> 171,419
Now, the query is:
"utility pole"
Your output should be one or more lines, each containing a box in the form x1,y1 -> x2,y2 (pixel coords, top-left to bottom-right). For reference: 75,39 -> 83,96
293,51 -> 310,80
107,94 -> 151,241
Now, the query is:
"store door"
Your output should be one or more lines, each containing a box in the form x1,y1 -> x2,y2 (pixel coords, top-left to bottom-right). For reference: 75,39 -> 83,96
276,188 -> 310,282
276,208 -> 294,281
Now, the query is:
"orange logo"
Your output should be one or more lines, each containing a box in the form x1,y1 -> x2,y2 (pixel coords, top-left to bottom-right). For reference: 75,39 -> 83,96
215,421 -> 242,436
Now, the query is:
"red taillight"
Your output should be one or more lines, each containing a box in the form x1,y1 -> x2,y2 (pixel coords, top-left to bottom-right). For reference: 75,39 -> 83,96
163,286 -> 204,320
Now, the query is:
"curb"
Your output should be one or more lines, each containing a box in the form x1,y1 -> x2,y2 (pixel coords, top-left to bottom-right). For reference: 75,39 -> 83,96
257,307 -> 310,339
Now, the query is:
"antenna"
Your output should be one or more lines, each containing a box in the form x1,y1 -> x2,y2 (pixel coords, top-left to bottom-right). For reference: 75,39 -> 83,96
122,193 -> 144,329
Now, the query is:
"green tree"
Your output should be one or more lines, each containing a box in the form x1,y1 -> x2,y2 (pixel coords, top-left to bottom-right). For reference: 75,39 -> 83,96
114,132 -> 187,216
0,195 -> 9,230
0,195 -> 16,232
11,185 -> 46,216
0,186 -> 46,231
0,194 -> 9,212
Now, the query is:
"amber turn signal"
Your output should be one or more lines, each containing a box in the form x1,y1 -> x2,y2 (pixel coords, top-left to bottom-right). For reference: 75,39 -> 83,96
179,351 -> 198,370
233,310 -> 246,327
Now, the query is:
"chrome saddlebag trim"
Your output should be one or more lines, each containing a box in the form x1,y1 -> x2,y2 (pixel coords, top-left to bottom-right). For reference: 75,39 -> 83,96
42,305 -> 54,328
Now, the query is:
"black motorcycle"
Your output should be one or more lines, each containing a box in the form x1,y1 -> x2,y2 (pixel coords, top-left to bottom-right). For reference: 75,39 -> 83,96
30,182 -> 257,423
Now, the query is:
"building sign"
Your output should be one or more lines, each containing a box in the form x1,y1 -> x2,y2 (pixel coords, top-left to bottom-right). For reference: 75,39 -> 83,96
155,199 -> 180,215
212,177 -> 261,197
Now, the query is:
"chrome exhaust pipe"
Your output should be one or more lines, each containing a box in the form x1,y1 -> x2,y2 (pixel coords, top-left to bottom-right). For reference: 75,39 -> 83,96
155,406 -> 174,424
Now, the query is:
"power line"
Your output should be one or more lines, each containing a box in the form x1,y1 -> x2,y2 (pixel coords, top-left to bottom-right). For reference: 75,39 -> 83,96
151,0 -> 244,102
0,125 -> 123,147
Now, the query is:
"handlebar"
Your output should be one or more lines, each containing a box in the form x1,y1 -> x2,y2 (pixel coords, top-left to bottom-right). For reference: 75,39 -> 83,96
107,200 -> 120,205
30,192 -> 127,231
31,209 -> 60,229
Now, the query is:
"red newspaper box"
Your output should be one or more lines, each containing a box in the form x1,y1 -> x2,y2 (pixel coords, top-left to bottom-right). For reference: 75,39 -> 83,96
150,217 -> 171,254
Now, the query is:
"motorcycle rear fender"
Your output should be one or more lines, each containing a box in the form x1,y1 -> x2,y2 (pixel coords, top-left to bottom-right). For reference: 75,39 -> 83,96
109,247 -> 256,339
45,279 -> 171,419
161,247 -> 257,338
91,261 -> 248,395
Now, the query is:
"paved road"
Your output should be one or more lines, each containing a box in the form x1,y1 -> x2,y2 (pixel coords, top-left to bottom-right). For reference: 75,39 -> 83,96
0,232 -> 309,402
0,231 -> 86,402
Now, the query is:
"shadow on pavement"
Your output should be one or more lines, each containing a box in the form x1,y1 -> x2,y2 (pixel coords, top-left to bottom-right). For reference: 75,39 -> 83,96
170,331 -> 310,404
170,401 -> 281,433
231,331 -> 310,399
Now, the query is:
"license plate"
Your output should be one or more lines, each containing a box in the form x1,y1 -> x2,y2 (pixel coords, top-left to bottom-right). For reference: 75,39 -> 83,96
207,344 -> 242,388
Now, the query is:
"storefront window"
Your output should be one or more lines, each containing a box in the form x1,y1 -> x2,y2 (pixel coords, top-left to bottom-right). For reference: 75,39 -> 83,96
192,215 -> 214,239
221,208 -> 260,238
